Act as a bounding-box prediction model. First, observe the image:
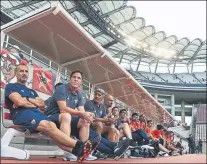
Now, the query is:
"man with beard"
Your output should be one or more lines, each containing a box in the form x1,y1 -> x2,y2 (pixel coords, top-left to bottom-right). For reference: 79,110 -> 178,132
4,65 -> 99,161
84,89 -> 119,142
44,70 -> 100,161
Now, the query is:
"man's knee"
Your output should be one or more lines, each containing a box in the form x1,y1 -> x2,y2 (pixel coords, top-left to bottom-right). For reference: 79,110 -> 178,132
59,113 -> 71,123
78,118 -> 90,128
93,122 -> 103,128
38,120 -> 57,132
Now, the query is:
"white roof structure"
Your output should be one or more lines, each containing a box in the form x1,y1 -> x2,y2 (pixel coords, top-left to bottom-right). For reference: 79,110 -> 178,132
1,3 -> 175,123
1,0 -> 206,74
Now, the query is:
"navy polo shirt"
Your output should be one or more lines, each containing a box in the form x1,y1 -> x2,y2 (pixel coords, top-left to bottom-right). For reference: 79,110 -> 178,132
4,83 -> 38,118
84,100 -> 108,118
44,84 -> 85,116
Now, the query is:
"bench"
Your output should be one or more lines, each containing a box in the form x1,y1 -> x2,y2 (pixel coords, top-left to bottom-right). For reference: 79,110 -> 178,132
1,105 -> 63,160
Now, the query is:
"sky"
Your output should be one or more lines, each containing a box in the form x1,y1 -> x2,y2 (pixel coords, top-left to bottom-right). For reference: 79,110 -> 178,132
127,1 -> 206,41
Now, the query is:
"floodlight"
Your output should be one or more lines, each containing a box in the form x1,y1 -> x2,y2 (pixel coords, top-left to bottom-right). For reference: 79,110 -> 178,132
142,43 -> 148,48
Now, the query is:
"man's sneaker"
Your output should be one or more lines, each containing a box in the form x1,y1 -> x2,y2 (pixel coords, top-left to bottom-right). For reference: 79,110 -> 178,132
114,138 -> 131,160
63,151 -> 77,161
85,154 -> 97,160
93,150 -> 107,159
63,152 -> 97,161
77,135 -> 101,162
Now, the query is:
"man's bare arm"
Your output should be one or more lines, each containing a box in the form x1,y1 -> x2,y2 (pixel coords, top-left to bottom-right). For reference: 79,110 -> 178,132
93,117 -> 108,123
27,97 -> 45,109
57,101 -> 93,122
9,92 -> 36,108
57,100 -> 84,116
77,106 -> 85,112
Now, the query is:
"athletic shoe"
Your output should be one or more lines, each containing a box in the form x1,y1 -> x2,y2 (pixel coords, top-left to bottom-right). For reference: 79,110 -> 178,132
85,154 -> 97,160
93,150 -> 107,159
63,151 -> 77,161
77,135 -> 101,162
63,151 -> 97,161
114,138 -> 131,160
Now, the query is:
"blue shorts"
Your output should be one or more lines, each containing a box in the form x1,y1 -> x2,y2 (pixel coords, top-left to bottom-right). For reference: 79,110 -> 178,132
47,113 -> 80,138
13,109 -> 51,133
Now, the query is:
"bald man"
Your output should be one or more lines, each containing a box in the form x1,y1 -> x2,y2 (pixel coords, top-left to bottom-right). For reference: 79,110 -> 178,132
84,89 -> 119,142
104,94 -> 114,114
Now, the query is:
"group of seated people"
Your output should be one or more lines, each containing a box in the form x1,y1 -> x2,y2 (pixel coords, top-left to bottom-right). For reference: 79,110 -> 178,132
4,63 -> 183,161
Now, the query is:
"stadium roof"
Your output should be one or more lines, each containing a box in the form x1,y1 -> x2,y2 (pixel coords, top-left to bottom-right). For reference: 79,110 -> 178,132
1,0 -> 206,74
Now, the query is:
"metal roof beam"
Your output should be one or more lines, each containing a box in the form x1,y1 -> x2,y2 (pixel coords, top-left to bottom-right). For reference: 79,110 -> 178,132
80,6 -> 126,27
136,58 -> 142,71
102,40 -> 117,49
187,41 -> 206,65
3,1 -> 42,13
66,1 -> 99,13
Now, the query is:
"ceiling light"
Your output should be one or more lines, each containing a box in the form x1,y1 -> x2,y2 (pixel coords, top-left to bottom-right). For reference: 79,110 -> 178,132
125,38 -> 136,47
179,56 -> 183,59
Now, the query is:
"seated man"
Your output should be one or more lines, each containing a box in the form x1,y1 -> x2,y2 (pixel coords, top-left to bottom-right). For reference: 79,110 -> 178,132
4,64 -> 98,161
44,70 -> 99,161
118,111 -> 152,146
44,75 -> 130,161
106,106 -> 120,142
145,120 -> 172,156
116,109 -> 134,141
108,106 -> 119,119
84,89 -> 119,142
164,130 -> 180,155
44,82 -> 63,107
138,114 -> 147,130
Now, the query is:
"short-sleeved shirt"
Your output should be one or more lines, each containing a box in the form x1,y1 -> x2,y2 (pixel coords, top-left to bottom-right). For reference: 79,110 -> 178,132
151,129 -> 162,139
84,100 -> 107,118
145,127 -> 151,135
130,119 -> 140,131
44,84 -> 85,116
139,121 -> 146,129
4,83 -> 38,119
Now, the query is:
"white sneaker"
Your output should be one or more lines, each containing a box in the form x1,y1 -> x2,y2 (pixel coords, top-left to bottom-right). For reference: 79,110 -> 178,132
85,154 -> 97,161
63,151 -> 77,161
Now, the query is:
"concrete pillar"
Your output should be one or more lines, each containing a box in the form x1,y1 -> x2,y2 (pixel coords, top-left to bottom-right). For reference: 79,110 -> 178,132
171,94 -> 175,116
181,101 -> 185,124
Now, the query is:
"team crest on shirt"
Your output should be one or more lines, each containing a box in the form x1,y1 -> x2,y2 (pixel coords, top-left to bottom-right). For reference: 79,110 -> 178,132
31,119 -> 36,124
74,99 -> 78,104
